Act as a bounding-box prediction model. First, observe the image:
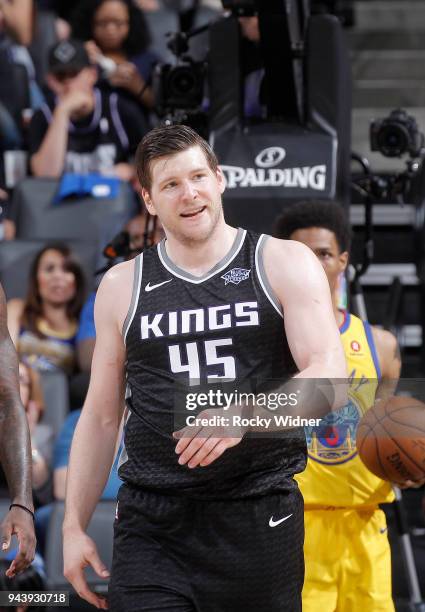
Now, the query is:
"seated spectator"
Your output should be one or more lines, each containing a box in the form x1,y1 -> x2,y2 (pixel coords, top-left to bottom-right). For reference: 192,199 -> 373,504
71,0 -> 157,111
18,361 -> 54,507
7,243 -> 86,376
28,38 -> 147,179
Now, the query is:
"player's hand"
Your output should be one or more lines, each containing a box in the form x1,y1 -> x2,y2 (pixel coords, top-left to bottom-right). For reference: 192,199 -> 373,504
173,407 -> 247,468
63,529 -> 109,610
1,506 -> 36,577
396,477 -> 425,490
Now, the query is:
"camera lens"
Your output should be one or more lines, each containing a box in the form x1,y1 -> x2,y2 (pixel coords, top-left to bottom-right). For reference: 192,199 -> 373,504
169,67 -> 197,96
377,124 -> 409,157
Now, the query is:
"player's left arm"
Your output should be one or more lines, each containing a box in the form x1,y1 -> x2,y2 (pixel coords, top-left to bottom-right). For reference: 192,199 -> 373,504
266,238 -> 348,387
372,327 -> 401,401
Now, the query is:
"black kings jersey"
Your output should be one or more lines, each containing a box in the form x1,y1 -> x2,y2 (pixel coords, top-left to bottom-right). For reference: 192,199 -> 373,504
120,228 -> 306,499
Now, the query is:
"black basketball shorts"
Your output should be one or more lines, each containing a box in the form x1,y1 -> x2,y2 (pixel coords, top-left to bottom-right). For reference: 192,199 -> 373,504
108,483 -> 304,612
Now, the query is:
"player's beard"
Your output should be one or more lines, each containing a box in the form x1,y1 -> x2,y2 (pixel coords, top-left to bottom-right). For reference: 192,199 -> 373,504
172,199 -> 223,247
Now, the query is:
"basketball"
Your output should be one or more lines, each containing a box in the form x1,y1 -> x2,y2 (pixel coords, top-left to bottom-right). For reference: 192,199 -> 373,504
356,395 -> 425,484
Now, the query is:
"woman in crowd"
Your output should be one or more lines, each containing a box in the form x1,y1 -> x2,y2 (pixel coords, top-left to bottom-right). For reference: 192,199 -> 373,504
7,243 -> 86,377
71,0 -> 157,111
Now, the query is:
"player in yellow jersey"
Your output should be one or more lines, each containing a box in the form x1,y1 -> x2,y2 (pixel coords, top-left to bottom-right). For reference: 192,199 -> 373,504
275,200 -> 401,612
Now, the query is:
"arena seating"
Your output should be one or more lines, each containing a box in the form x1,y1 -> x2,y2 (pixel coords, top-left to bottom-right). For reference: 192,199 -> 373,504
12,178 -> 138,251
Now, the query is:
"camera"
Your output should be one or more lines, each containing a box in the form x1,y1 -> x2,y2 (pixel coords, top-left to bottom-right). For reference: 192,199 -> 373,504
370,109 -> 424,158
153,59 -> 205,117
151,27 -> 207,119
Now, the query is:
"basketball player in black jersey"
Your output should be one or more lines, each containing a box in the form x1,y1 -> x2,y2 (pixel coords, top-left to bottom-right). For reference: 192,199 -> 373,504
63,125 -> 347,611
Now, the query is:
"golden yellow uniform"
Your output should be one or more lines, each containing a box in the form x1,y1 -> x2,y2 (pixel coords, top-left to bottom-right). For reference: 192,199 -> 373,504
296,311 -> 395,612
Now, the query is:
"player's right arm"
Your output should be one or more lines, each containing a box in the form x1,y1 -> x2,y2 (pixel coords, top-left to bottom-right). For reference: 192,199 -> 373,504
62,259 -> 134,610
0,285 -> 35,577
372,328 -> 425,488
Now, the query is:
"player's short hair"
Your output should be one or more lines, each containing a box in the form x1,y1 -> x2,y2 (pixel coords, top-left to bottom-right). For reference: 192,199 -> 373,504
274,200 -> 352,253
135,125 -> 219,192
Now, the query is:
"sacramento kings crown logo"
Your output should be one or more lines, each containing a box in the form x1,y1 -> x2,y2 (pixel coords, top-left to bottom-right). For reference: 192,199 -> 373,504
221,268 -> 251,286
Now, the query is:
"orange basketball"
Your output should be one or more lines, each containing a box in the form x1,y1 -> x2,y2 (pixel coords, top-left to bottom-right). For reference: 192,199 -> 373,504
356,395 -> 425,484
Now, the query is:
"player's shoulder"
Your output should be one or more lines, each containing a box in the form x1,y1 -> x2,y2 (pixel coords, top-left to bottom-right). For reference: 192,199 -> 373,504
262,235 -> 317,264
370,325 -> 397,356
258,235 -> 329,307
97,258 -> 136,294
261,235 -> 325,284
94,259 -> 137,327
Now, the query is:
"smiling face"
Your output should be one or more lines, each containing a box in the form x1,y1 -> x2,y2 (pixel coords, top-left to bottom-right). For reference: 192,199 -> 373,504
289,227 -> 348,298
141,145 -> 226,245
36,249 -> 77,307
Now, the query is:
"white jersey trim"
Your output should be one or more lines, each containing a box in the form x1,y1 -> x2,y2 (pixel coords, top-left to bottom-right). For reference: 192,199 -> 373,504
157,229 -> 247,284
122,253 -> 143,343
255,234 -> 283,318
